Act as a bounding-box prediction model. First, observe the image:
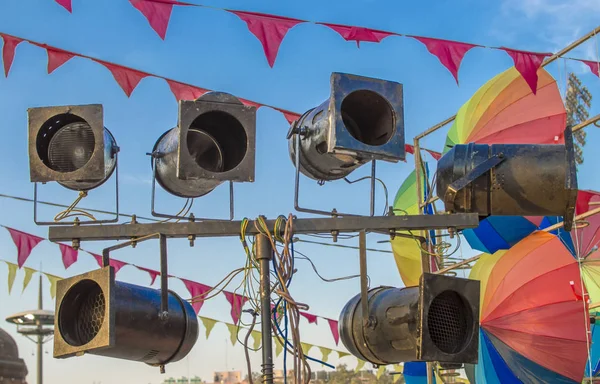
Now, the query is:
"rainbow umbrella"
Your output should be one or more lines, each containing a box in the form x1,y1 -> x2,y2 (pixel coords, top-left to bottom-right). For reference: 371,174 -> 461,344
586,310 -> 600,378
403,362 -> 439,384
469,231 -> 589,383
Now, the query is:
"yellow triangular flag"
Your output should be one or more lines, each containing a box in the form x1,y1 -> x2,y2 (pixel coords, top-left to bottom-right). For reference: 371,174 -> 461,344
199,317 -> 218,339
301,342 -> 313,355
355,359 -> 366,372
251,330 -> 262,350
275,338 -> 283,357
226,323 -> 238,346
394,365 -> 404,383
22,267 -> 36,293
4,261 -> 17,294
44,273 -> 62,299
338,351 -> 350,359
319,347 -> 332,363
377,365 -> 386,379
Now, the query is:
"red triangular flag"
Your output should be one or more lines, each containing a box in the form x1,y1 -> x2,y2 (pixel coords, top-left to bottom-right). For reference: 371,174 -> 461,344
581,60 -> 599,77
46,46 -> 75,74
59,243 -> 78,269
321,23 -> 394,47
180,278 -> 211,314
1,34 -> 23,77
55,0 -> 72,12
136,265 -> 160,285
230,11 -> 304,67
412,36 -> 477,84
299,311 -> 318,324
96,60 -> 149,97
166,79 -> 208,101
425,149 -> 442,160
280,110 -> 301,124
129,0 -> 189,40
5,227 -> 44,268
327,318 -> 340,345
88,253 -> 128,273
223,291 -> 250,324
501,48 -> 551,94
404,144 -> 415,155
239,98 -> 262,109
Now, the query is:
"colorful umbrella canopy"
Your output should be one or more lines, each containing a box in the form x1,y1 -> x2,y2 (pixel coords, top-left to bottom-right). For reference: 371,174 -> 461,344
462,216 -> 544,254
586,310 -> 600,378
403,362 -> 438,384
443,66 -> 566,153
469,231 -> 589,383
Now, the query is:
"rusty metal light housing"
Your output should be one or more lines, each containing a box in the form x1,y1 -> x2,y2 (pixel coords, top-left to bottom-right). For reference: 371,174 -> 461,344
152,92 -> 256,198
288,72 -> 405,181
339,273 -> 480,365
53,267 -> 198,366
28,104 -> 118,191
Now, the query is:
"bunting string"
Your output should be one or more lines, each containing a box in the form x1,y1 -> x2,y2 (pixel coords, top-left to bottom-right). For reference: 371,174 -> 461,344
49,0 -> 600,88
0,32 -> 442,159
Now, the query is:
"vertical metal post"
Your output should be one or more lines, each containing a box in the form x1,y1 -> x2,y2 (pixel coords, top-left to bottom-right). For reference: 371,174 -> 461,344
359,230 -> 369,324
37,274 -> 43,384
159,234 -> 169,315
255,234 -> 274,384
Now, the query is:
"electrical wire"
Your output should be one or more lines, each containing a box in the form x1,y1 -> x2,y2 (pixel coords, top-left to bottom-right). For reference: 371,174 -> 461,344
293,249 -> 363,283
53,191 -> 98,222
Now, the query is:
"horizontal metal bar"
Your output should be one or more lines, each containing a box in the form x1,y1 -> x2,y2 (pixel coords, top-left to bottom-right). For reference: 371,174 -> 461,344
47,213 -> 479,242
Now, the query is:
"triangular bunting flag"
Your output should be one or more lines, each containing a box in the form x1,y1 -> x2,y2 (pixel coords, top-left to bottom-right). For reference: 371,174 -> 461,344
44,273 -> 62,299
136,265 -> 160,285
46,46 -> 75,74
405,144 -> 415,155
426,149 -> 442,160
22,267 -> 36,293
4,261 -> 17,294
129,0 -> 189,40
275,337 -> 283,357
327,318 -> 340,345
500,48 -> 551,94
89,253 -> 128,274
225,323 -> 238,346
251,330 -> 262,350
320,23 -> 394,47
377,365 -> 386,379
238,98 -> 262,109
180,278 -> 212,314
229,11 -> 304,67
338,351 -> 350,359
299,311 -> 318,324
55,0 -> 72,12
300,342 -> 312,354
5,227 -> 44,268
412,36 -> 477,84
166,79 -> 207,101
223,291 -> 250,324
319,347 -> 332,363
95,60 -> 149,97
199,316 -> 218,339
581,59 -> 600,77
1,34 -> 24,77
59,243 -> 78,269
280,110 -> 300,124
355,359 -> 366,372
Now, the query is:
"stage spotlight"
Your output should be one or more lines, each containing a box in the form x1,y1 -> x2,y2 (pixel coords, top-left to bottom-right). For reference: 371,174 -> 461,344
28,104 -> 119,191
152,92 -> 256,198
436,128 -> 578,230
53,267 -> 198,366
288,72 -> 405,181
339,273 -> 480,365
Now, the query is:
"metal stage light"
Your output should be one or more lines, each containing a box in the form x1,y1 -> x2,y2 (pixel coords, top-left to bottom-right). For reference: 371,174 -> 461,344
150,92 -> 256,220
53,267 -> 198,368
287,72 -> 405,216
437,128 -> 578,231
339,273 -> 480,365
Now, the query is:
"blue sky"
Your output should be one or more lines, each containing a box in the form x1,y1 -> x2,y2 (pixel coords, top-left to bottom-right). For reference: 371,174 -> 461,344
0,0 -> 599,383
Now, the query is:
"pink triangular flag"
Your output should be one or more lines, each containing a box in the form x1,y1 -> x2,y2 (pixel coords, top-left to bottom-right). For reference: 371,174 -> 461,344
238,98 -> 262,109
59,243 -> 78,269
180,278 -> 211,314
96,60 -> 149,97
412,36 -> 477,84
501,48 -> 551,94
581,60 -> 599,77
136,265 -> 160,285
88,252 -> 128,273
300,311 -> 318,324
5,227 -> 44,268
129,0 -> 189,40
223,291 -> 250,324
230,11 -> 304,67
426,149 -> 442,160
55,0 -> 72,12
327,318 -> 340,345
166,79 -> 208,101
46,46 -> 75,74
321,23 -> 394,47
1,34 -> 23,77
280,110 -> 301,124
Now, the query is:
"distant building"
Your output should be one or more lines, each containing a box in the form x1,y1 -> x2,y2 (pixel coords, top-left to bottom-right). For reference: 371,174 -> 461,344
213,371 -> 242,384
0,327 -> 28,384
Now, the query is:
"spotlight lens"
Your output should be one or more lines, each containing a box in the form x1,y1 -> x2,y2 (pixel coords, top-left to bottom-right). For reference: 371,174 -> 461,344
187,129 -> 224,173
427,290 -> 471,354
58,280 -> 105,347
341,90 -> 394,146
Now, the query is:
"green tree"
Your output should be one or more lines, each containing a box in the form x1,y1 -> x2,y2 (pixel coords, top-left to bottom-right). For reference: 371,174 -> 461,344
565,72 -> 592,165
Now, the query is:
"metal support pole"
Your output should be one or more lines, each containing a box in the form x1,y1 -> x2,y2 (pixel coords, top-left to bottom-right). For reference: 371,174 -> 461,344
359,231 -> 370,325
255,234 -> 274,384
37,274 -> 43,384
